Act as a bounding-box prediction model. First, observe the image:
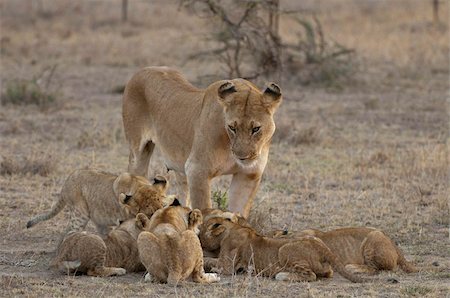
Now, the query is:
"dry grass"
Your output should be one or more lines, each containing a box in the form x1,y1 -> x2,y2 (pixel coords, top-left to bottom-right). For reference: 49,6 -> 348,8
0,0 -> 448,296
0,154 -> 56,177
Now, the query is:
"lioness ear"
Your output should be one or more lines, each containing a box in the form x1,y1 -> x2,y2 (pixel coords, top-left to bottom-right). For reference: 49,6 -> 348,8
261,82 -> 282,112
217,81 -> 237,105
135,213 -> 149,230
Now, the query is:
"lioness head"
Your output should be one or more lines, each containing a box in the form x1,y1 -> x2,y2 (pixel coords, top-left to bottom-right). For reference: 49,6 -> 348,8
119,176 -> 169,217
217,80 -> 282,166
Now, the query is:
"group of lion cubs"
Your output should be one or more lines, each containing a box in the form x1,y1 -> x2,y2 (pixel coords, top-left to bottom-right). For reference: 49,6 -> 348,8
27,168 -> 417,285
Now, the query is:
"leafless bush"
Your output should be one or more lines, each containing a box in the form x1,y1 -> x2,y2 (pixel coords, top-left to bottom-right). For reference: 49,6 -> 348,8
181,0 -> 354,86
181,0 -> 281,81
0,154 -> 56,177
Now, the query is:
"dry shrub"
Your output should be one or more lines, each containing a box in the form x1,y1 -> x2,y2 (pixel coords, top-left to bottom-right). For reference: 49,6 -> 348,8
0,154 -> 56,177
1,79 -> 56,109
211,189 -> 228,211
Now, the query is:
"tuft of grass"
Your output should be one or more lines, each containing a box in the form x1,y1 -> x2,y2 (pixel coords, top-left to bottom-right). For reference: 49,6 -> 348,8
1,79 -> 56,108
0,154 -> 56,177
401,286 -> 433,297
211,189 -> 228,211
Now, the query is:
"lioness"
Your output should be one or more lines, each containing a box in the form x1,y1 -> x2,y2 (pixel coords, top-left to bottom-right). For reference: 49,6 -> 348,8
51,213 -> 151,276
137,200 -> 220,285
27,169 -> 169,238
200,217 -> 363,283
123,66 -> 282,217
271,227 -> 418,274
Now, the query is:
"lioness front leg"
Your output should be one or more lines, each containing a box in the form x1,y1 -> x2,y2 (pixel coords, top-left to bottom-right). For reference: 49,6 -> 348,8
186,169 -> 212,210
228,173 -> 262,218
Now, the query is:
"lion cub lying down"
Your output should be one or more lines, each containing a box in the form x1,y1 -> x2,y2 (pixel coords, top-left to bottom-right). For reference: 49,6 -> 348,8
271,227 -> 418,274
200,217 -> 363,283
51,213 -> 151,276
27,169 -> 169,238
137,200 -> 220,285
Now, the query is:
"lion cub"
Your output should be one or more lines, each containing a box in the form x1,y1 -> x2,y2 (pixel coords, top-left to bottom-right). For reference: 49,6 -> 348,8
27,169 -> 169,238
137,200 -> 220,285
200,217 -> 363,283
271,227 -> 418,274
51,213 -> 153,276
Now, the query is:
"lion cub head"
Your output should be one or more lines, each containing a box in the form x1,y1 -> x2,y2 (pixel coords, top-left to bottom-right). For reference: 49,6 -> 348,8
118,175 -> 170,218
199,216 -> 238,252
217,80 -> 282,167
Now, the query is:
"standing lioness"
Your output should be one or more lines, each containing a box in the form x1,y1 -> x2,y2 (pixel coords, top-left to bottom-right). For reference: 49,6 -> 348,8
123,67 -> 282,217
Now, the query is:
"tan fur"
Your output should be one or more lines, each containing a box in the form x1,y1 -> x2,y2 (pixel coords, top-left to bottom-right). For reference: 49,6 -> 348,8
27,169 -> 169,239
200,208 -> 251,258
200,217 -> 363,283
123,66 -> 282,217
271,227 -> 418,274
50,213 -> 152,276
137,205 -> 219,285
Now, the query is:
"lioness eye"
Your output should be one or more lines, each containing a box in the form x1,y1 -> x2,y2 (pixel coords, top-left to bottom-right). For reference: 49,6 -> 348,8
252,126 -> 261,134
228,125 -> 236,133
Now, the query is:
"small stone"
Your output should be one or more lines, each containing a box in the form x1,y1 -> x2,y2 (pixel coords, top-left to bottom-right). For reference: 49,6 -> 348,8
432,261 -> 439,267
386,278 -> 399,284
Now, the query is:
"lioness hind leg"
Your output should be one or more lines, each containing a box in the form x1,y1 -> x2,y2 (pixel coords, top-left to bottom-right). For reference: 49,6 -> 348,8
87,266 -> 126,277
174,172 -> 190,207
128,140 -> 155,178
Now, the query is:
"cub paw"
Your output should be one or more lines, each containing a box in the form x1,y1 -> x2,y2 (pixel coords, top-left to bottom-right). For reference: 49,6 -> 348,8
114,268 -> 127,276
204,273 -> 220,283
144,272 -> 153,282
188,209 -> 203,229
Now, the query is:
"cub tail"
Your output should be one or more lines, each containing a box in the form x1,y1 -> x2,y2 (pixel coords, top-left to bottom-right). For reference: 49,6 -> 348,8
26,197 -> 66,228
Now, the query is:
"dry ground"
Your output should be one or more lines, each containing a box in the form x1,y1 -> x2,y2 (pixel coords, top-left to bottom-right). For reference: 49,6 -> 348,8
0,0 -> 449,297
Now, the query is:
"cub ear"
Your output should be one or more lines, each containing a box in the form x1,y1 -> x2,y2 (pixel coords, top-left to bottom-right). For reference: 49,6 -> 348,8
262,82 -> 282,112
221,212 -> 238,223
217,81 -> 237,104
152,175 -> 169,192
113,172 -> 133,197
119,193 -> 133,205
135,213 -> 149,230
153,175 -> 167,185
170,198 -> 181,207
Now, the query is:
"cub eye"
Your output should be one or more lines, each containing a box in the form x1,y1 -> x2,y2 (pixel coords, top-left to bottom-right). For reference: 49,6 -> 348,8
252,126 -> 261,134
228,125 -> 236,133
